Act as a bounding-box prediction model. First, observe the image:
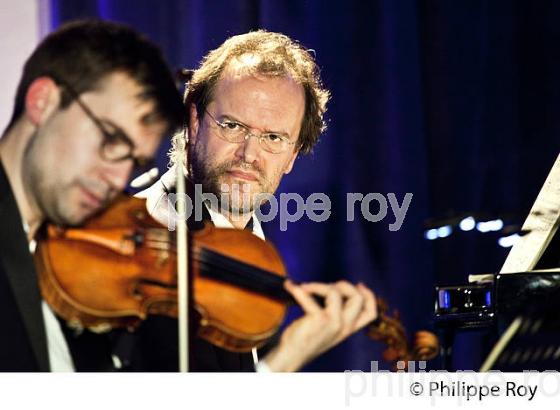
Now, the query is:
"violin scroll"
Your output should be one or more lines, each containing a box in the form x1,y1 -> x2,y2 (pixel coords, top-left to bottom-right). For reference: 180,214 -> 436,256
367,297 -> 439,370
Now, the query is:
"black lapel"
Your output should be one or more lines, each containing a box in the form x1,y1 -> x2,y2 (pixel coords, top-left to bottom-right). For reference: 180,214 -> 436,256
0,165 -> 50,371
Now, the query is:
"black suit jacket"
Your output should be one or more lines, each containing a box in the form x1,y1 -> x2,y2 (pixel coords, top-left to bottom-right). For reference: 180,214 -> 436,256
0,165 -> 49,371
0,165 -> 255,371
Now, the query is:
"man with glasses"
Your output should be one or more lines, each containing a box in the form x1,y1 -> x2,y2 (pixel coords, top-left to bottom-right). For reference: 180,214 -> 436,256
142,31 -> 378,372
0,19 -> 184,371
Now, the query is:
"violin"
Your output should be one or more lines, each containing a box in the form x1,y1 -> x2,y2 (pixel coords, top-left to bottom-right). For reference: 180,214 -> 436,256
368,299 -> 439,369
34,195 -> 438,366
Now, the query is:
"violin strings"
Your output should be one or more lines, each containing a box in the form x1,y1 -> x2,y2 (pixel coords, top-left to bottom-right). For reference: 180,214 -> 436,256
138,229 -> 292,302
192,248 -> 292,302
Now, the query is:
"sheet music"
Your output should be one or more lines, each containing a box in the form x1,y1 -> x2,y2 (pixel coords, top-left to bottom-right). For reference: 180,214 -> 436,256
480,154 -> 560,371
501,153 -> 560,274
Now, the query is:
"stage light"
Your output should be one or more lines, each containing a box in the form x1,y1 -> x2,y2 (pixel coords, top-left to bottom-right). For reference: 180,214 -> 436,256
459,216 -> 476,231
437,225 -> 452,238
476,219 -> 504,233
489,219 -> 504,231
498,233 -> 520,248
424,228 -> 438,240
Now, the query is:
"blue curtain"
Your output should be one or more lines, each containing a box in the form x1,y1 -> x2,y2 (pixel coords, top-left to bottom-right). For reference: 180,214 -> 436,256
47,0 -> 560,371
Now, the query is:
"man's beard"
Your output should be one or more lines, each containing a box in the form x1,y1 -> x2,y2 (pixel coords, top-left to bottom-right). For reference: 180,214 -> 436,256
22,132 -> 68,226
23,134 -> 112,227
189,150 -> 271,216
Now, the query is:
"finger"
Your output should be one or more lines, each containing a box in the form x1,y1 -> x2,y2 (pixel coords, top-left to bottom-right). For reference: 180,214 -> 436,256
298,282 -> 345,327
348,283 -> 377,331
284,280 -> 322,314
323,284 -> 343,321
359,283 -> 377,319
333,280 -> 360,297
299,282 -> 335,296
334,281 -> 365,332
300,282 -> 346,312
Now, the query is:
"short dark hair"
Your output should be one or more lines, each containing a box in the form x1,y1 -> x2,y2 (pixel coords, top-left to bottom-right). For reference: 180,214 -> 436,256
5,19 -> 183,134
170,30 -> 330,165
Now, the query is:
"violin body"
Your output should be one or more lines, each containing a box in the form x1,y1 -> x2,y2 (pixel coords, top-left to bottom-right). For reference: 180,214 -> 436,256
35,195 -> 288,352
35,195 -> 439,364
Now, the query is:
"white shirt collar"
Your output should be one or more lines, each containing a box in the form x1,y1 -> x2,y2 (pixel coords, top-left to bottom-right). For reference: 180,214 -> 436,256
205,204 -> 265,240
138,173 -> 265,240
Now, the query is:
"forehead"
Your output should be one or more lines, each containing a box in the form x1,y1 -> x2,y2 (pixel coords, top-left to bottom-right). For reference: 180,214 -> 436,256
210,65 -> 305,136
92,73 -> 155,120
83,72 -> 168,148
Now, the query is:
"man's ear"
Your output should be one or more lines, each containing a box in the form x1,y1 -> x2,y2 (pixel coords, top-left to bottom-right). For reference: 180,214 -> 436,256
25,77 -> 61,126
283,148 -> 300,175
188,103 -> 200,143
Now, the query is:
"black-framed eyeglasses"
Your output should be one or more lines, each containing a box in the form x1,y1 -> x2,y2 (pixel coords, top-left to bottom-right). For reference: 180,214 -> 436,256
204,110 -> 296,154
57,80 -> 155,171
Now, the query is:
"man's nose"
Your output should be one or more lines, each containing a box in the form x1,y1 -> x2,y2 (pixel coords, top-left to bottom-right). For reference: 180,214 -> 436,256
235,133 -> 261,164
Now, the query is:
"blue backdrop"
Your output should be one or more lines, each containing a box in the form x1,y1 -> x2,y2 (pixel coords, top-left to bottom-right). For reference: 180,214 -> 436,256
47,0 -> 560,371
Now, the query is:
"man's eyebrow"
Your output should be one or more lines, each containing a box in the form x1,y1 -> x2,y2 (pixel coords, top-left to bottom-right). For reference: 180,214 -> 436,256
134,91 -> 165,125
102,112 -> 161,132
220,113 -> 290,136
101,119 -> 130,137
